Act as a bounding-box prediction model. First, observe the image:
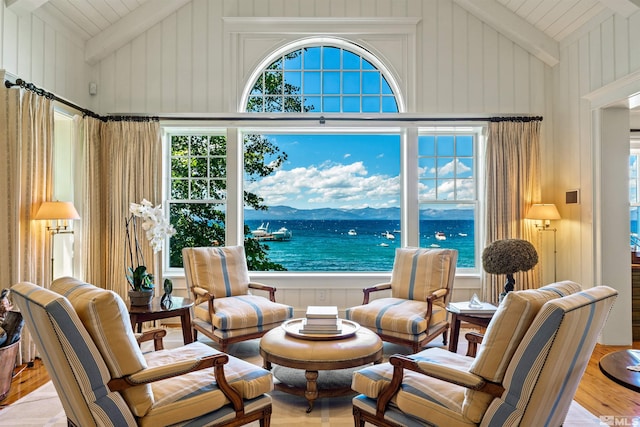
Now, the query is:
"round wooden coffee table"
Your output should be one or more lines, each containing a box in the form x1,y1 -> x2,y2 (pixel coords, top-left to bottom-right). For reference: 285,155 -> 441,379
259,319 -> 383,412
599,349 -> 640,392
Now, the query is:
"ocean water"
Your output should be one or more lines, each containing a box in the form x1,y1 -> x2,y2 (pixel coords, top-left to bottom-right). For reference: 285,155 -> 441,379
246,219 -> 475,271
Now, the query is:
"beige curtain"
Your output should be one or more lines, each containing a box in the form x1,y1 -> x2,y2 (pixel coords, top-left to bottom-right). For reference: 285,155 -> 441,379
0,75 -> 53,363
78,118 -> 161,298
484,119 -> 542,302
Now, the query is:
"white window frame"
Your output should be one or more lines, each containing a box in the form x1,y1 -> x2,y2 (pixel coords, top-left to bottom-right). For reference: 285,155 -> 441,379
162,120 -> 484,281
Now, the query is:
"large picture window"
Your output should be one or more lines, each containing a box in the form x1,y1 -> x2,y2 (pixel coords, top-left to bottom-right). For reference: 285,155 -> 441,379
243,132 -> 401,271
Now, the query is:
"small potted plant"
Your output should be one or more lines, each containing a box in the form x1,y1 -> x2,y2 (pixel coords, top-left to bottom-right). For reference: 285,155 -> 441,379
482,238 -> 538,302
126,199 -> 176,306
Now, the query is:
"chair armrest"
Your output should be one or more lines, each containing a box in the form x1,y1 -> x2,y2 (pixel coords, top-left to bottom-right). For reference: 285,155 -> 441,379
249,282 -> 277,302
424,288 -> 449,319
362,283 -> 391,304
192,286 -> 217,314
465,332 -> 484,357
135,328 -> 167,351
108,353 -> 245,413
374,354 -> 504,418
428,288 -> 448,301
192,286 -> 212,299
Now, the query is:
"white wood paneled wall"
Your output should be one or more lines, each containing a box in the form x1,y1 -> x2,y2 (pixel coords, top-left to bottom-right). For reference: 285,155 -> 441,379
554,10 -> 640,344
0,4 -> 91,108
88,0 -> 549,116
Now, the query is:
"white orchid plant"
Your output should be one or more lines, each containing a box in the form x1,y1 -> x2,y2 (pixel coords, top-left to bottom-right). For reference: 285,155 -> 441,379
125,199 -> 176,291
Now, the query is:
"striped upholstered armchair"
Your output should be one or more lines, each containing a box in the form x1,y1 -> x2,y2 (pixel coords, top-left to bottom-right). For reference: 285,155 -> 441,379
346,247 -> 458,353
350,282 -> 618,427
11,278 -> 274,427
183,245 -> 293,352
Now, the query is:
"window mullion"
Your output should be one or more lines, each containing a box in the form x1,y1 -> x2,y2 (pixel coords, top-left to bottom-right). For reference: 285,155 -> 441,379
404,128 -> 419,247
226,128 -> 242,246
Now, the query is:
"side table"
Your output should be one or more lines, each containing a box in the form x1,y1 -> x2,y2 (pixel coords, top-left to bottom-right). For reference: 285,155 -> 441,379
128,296 -> 194,345
599,349 -> 640,392
447,311 -> 493,353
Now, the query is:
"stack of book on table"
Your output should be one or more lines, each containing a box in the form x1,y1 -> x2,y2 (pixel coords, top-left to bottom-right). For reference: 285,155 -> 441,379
299,305 -> 342,334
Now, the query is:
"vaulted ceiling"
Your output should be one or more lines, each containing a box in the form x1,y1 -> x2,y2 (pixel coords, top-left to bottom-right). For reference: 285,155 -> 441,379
5,0 -> 640,67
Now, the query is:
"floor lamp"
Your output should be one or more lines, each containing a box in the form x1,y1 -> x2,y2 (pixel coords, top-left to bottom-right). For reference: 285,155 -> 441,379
526,203 -> 561,281
35,201 -> 80,282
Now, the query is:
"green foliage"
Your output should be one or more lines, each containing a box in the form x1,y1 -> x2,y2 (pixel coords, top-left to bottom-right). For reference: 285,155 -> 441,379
127,265 -> 154,291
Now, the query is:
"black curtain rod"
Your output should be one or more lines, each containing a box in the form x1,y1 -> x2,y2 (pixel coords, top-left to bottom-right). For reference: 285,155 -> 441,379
5,77 -> 543,124
4,78 -> 105,121
155,115 -> 543,123
4,78 -> 160,123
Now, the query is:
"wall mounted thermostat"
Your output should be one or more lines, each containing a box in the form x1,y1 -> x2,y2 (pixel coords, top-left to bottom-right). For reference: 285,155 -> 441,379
566,189 -> 580,204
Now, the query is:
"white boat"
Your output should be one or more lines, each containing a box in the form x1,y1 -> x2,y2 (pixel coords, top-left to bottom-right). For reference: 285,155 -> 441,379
435,232 -> 447,241
383,231 -> 395,240
251,222 -> 269,237
430,244 -> 441,248
380,242 -> 389,247
458,233 -> 468,237
271,227 -> 292,241
348,229 -> 357,236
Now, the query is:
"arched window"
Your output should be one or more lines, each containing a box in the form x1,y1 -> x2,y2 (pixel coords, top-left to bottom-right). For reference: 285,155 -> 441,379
245,45 -> 399,113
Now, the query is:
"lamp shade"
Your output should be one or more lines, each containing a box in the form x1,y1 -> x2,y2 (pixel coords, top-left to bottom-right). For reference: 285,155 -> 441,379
34,201 -> 80,220
526,203 -> 561,221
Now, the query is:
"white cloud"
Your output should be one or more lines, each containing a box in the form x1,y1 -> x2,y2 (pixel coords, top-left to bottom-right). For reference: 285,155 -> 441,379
245,161 -> 400,208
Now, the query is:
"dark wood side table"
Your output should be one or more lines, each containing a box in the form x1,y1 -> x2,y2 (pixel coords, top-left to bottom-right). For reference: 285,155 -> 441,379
447,311 -> 493,353
599,349 -> 640,392
128,296 -> 194,345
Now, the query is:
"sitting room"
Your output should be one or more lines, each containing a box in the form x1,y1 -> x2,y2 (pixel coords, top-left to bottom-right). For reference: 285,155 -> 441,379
1,0 -> 639,425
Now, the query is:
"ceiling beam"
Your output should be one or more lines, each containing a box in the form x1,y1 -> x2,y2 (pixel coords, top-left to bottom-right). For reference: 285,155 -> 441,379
84,0 -> 191,65
598,0 -> 640,17
5,0 -> 49,16
453,0 -> 559,67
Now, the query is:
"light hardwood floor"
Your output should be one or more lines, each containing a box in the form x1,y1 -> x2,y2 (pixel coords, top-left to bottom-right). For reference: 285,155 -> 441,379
1,335 -> 638,419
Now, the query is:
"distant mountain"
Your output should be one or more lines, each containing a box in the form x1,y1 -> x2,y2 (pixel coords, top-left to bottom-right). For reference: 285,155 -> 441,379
244,205 -> 474,221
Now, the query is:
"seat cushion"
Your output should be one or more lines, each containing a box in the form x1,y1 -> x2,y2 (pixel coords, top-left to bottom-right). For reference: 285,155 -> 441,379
184,246 -> 250,298
193,294 -> 293,330
50,277 -> 153,417
140,341 -> 273,427
390,248 -> 455,301
346,297 -> 446,336
352,348 -> 484,425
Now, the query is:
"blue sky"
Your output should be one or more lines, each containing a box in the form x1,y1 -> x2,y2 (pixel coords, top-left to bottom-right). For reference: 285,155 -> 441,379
244,133 -> 401,210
